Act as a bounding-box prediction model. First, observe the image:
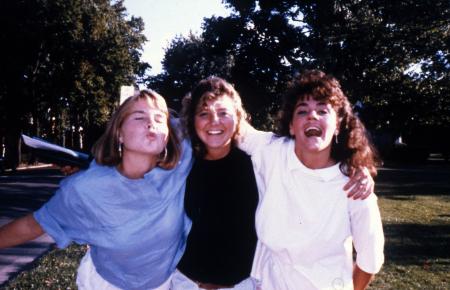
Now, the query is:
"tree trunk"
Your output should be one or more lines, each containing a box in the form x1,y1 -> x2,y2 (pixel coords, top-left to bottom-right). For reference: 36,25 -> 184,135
4,127 -> 21,170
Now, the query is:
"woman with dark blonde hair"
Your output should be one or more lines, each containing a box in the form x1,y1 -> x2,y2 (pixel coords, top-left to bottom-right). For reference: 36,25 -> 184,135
171,76 -> 259,290
241,70 -> 384,290
0,90 -> 193,290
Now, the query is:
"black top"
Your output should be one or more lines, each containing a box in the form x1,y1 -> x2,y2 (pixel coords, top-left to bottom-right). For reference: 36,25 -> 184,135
178,147 -> 259,285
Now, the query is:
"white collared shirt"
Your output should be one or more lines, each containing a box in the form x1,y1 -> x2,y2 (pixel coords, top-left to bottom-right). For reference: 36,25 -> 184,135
239,131 -> 384,290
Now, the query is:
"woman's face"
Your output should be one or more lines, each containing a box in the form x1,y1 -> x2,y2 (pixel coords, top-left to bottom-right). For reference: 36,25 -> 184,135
119,98 -> 169,158
194,95 -> 238,160
289,97 -> 338,156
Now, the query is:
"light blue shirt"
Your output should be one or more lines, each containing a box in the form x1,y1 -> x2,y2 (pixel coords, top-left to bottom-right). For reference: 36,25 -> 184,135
34,138 -> 193,290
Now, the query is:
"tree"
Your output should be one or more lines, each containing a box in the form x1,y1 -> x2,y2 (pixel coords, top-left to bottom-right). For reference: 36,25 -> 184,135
0,0 -> 148,169
147,0 -> 449,136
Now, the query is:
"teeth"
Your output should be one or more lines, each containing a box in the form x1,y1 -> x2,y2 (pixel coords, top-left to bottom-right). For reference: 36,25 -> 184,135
207,130 -> 223,135
305,126 -> 320,131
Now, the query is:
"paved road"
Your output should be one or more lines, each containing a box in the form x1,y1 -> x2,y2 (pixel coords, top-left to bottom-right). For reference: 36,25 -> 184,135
0,166 -> 63,286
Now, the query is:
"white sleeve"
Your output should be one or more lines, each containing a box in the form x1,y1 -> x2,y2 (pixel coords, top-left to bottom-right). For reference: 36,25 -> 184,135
349,194 -> 385,274
237,122 -> 274,156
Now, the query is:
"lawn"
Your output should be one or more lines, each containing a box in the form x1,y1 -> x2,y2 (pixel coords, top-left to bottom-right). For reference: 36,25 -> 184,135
2,163 -> 450,289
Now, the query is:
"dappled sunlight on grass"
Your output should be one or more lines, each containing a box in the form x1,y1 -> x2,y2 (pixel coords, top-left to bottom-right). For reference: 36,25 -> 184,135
3,245 -> 86,289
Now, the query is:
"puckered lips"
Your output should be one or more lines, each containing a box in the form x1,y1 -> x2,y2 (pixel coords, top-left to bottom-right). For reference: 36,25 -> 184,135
304,126 -> 322,137
146,131 -> 159,140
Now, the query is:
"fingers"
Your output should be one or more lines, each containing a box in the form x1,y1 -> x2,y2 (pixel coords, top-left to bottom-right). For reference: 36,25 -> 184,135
346,180 -> 370,199
344,168 -> 364,191
60,165 -> 80,176
345,167 -> 375,200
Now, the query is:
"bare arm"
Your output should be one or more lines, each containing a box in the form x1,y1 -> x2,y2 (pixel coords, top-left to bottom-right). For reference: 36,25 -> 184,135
353,264 -> 375,290
0,214 -> 45,248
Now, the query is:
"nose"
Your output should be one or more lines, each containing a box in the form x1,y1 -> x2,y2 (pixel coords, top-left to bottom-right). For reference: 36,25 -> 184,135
307,110 -> 319,120
209,112 -> 219,123
147,119 -> 155,129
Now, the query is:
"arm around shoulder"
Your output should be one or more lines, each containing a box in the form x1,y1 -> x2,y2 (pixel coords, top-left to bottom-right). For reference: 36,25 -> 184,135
0,213 -> 45,249
236,119 -> 274,155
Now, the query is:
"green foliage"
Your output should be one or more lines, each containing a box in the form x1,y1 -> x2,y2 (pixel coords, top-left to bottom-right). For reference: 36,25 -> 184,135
0,0 -> 149,153
146,0 -> 449,133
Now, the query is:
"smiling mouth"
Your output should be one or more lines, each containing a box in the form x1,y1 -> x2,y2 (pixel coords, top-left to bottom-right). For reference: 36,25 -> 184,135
207,130 -> 223,135
304,127 -> 322,137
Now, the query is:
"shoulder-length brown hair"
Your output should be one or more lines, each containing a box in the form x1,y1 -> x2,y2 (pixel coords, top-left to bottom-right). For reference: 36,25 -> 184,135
276,70 -> 380,176
91,90 -> 181,169
181,76 -> 249,157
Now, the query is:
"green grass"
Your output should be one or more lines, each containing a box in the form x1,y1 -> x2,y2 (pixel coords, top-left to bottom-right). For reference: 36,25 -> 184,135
2,245 -> 86,290
2,166 -> 450,289
368,195 -> 450,289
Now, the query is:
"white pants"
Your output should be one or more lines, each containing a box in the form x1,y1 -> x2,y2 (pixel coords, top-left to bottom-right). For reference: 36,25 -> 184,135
170,269 -> 257,290
76,250 -> 172,290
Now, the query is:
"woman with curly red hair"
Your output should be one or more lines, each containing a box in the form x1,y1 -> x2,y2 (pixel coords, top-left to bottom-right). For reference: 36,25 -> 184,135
241,70 -> 384,290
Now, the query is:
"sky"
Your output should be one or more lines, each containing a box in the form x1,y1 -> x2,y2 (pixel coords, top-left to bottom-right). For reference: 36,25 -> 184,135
123,0 -> 232,75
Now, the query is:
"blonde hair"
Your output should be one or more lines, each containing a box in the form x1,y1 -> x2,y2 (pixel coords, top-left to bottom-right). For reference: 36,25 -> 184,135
92,90 -> 181,169
181,76 -> 249,157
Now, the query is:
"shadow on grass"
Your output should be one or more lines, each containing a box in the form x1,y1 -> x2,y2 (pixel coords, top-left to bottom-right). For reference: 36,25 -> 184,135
384,223 -> 450,266
376,165 -> 450,196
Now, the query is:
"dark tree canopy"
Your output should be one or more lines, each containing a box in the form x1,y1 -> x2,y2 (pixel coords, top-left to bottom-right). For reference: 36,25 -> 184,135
147,0 -> 449,136
0,0 -> 148,169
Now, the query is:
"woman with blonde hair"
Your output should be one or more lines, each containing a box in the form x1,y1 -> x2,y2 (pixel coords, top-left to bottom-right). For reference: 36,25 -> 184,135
171,76 -> 259,290
0,90 -> 193,290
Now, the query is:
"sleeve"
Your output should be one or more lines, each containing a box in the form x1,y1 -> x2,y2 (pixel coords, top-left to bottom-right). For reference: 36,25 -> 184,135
33,176 -> 97,248
237,124 -> 274,156
349,194 -> 385,274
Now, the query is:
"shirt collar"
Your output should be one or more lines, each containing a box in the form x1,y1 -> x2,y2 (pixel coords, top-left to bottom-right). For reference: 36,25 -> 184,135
286,139 -> 342,182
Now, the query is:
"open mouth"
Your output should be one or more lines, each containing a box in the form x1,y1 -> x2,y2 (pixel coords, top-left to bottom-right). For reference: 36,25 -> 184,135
207,130 -> 223,135
304,126 -> 322,137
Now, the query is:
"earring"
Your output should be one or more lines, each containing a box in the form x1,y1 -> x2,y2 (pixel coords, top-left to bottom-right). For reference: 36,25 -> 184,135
118,143 -> 123,157
159,147 -> 168,162
334,131 -> 339,144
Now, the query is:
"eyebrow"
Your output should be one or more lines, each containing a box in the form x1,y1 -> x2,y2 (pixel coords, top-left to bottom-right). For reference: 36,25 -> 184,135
130,110 -> 146,115
296,101 -> 328,107
196,105 -> 231,113
129,110 -> 166,116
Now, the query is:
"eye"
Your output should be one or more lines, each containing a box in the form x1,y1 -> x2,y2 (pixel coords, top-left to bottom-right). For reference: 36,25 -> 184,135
296,109 -> 308,115
197,111 -> 209,118
318,109 -> 328,115
218,111 -> 231,117
153,114 -> 166,123
134,116 -> 148,122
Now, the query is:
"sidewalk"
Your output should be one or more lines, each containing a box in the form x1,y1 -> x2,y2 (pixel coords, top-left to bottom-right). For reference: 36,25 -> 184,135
0,164 -> 62,287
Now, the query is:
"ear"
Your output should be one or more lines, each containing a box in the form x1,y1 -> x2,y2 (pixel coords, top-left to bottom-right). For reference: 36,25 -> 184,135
289,122 -> 294,137
119,135 -> 123,144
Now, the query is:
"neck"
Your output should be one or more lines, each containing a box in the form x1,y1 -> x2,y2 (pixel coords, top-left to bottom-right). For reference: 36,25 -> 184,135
118,152 -> 158,179
294,146 -> 335,169
204,143 -> 232,160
